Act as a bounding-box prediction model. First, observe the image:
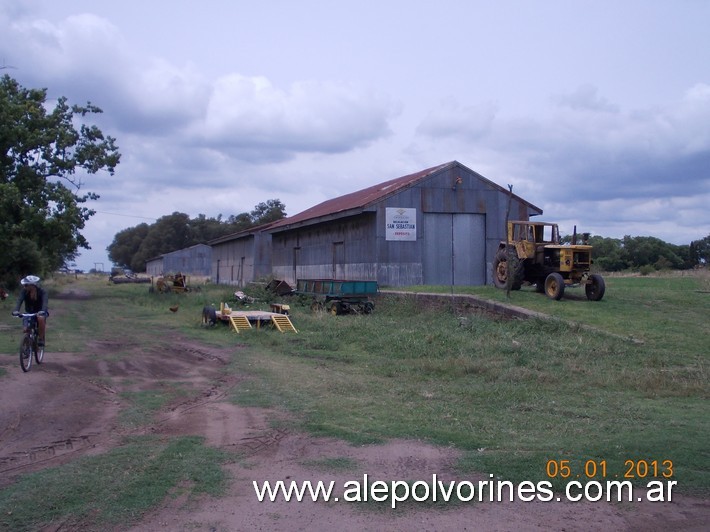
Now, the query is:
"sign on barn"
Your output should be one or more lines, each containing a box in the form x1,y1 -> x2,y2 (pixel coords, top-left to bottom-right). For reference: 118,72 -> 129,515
386,208 -> 417,241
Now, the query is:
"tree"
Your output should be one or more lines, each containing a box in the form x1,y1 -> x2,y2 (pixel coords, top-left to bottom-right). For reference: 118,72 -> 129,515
621,236 -> 687,270
132,212 -> 192,272
250,199 -> 287,225
690,235 -> 710,266
588,236 -> 629,272
106,200 -> 287,272
108,223 -> 150,270
0,75 -> 120,288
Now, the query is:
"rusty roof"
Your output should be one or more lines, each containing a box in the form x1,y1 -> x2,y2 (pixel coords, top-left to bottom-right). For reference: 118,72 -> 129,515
267,161 -> 454,232
208,219 -> 280,245
212,161 -> 541,242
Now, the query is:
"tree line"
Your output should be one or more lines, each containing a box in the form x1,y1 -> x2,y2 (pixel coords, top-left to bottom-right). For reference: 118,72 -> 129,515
106,200 -> 286,273
563,234 -> 709,272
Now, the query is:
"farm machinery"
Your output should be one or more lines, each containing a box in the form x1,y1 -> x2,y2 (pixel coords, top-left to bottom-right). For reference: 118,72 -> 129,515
109,268 -> 151,285
153,272 -> 199,293
493,221 -> 605,301
296,279 -> 378,315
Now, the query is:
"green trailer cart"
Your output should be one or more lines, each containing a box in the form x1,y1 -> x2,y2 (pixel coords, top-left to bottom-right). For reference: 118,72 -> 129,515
296,279 -> 378,315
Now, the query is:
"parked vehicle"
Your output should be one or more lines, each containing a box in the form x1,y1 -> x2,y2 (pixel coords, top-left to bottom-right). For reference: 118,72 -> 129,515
493,221 -> 605,301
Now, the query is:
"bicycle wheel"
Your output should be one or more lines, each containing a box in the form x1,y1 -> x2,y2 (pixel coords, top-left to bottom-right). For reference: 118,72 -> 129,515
35,340 -> 44,364
19,335 -> 32,372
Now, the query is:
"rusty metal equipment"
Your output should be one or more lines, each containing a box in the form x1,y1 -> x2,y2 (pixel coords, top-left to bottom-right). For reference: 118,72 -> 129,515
154,273 -> 198,293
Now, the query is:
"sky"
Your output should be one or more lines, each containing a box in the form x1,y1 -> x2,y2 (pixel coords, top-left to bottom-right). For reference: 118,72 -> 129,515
2,0 -> 709,271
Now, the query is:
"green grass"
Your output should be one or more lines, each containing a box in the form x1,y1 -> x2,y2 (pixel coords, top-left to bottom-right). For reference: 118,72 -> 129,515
402,274 -> 710,360
0,273 -> 707,528
226,274 -> 709,493
0,436 -> 228,531
300,456 -> 360,472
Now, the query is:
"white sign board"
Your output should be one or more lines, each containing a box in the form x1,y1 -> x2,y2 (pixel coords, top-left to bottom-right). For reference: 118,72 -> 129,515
386,208 -> 417,241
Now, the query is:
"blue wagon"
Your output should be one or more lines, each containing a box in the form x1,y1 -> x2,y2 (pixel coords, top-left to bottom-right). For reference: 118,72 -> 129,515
296,279 -> 378,315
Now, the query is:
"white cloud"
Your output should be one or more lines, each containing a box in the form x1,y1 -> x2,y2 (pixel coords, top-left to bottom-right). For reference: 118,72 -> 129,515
195,75 -> 398,160
551,84 -> 620,113
2,0 -> 709,270
417,97 -> 498,140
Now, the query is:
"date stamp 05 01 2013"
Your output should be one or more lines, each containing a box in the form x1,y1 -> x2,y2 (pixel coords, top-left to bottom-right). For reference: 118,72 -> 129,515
545,459 -> 674,480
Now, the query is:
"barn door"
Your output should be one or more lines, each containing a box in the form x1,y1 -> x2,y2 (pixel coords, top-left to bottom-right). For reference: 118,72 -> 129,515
332,241 -> 345,279
423,214 -> 486,285
292,247 -> 301,284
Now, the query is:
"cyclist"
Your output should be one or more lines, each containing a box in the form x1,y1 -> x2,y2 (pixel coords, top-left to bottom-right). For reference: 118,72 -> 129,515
12,275 -> 49,346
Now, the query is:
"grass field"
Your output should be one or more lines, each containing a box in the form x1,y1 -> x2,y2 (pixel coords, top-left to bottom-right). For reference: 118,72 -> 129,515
230,274 -> 709,492
0,272 -> 708,527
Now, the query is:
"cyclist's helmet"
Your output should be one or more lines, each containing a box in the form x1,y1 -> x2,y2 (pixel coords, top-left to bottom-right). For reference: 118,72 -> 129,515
20,275 -> 41,286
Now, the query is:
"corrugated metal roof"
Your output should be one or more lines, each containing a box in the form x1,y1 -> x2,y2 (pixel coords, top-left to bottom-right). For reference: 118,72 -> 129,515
267,160 -> 541,233
267,161 -> 453,232
208,219 -> 279,246
210,161 -> 542,243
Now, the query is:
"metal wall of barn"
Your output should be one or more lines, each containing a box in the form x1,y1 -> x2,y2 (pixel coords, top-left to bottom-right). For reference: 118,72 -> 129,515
145,258 -> 163,277
211,232 -> 272,286
161,244 -> 212,276
271,165 -> 539,287
271,214 -> 379,284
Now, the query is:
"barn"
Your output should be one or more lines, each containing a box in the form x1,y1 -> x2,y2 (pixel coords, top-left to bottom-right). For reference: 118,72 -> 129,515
208,224 -> 275,286
265,160 -> 542,287
145,244 -> 212,278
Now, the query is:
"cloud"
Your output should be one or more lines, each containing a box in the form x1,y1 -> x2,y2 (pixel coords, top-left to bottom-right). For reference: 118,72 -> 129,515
551,84 -> 620,113
5,12 -> 126,91
416,97 -> 498,140
415,84 -> 710,205
2,8 -> 399,164
3,1 -> 709,268
194,74 -> 398,162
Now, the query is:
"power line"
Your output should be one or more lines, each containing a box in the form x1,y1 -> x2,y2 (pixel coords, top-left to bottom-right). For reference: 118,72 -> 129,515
94,210 -> 157,221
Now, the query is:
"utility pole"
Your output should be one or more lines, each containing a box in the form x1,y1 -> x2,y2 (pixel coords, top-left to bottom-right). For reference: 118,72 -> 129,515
505,184 -> 514,299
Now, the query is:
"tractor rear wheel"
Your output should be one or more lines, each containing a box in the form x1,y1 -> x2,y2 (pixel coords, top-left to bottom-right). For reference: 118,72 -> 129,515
544,273 -> 565,300
493,250 -> 522,290
585,274 -> 605,301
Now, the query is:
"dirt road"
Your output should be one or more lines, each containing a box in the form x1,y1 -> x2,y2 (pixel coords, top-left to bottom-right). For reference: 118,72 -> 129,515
1,301 -> 708,530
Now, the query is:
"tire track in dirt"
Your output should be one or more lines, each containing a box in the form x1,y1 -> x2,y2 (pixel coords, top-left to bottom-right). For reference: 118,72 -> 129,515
0,341 -> 237,482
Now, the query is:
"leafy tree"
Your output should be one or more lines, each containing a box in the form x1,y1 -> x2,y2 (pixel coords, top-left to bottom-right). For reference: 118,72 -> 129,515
131,212 -> 192,272
108,223 -> 150,271
577,235 -> 627,272
250,199 -> 287,225
690,234 -> 710,265
106,200 -> 287,272
0,75 -> 120,288
622,235 -> 687,270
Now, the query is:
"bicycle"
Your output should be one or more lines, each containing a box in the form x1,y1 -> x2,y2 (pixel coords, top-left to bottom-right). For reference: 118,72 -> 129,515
16,312 -> 45,372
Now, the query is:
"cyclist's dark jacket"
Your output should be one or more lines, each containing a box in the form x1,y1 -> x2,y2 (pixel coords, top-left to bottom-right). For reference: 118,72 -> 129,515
13,287 -> 49,314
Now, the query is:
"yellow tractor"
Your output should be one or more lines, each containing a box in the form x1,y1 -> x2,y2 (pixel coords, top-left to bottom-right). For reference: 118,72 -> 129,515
493,221 -> 605,301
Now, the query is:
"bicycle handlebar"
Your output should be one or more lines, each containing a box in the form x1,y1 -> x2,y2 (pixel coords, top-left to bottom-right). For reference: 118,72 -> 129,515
14,312 -> 45,317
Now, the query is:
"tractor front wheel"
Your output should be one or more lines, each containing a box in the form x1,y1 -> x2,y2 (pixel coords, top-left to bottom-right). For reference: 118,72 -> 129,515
544,273 -> 565,300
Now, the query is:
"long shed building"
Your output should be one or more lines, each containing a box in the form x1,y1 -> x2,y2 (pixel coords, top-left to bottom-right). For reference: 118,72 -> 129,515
258,161 -> 542,287
209,224 -> 275,286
